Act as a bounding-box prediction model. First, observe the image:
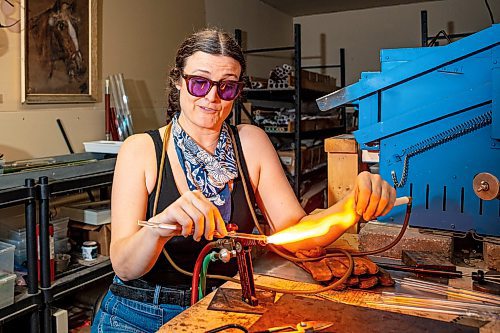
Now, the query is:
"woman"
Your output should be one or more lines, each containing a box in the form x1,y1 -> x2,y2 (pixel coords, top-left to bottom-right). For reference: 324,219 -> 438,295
92,28 -> 396,332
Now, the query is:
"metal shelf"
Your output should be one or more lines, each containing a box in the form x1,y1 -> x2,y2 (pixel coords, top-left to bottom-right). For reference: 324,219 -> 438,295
244,87 -> 332,102
243,88 -> 295,102
262,126 -> 345,139
0,187 -> 33,208
43,259 -> 113,303
235,24 -> 346,197
48,171 -> 114,196
0,290 -> 41,326
303,163 -> 327,177
299,127 -> 345,140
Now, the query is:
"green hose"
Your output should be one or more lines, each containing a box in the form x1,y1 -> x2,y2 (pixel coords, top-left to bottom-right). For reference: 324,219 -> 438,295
199,252 -> 216,300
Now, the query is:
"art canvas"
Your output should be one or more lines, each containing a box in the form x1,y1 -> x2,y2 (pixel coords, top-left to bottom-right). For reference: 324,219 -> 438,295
21,0 -> 97,103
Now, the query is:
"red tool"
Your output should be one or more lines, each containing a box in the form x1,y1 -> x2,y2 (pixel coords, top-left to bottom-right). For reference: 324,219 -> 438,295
137,220 -> 268,306
226,223 -> 266,306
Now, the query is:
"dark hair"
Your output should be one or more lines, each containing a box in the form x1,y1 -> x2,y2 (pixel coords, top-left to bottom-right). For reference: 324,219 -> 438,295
166,28 -> 247,119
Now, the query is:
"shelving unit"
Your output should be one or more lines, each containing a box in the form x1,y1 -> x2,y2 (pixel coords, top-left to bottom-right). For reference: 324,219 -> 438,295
0,153 -> 116,332
37,166 -> 115,333
0,180 -> 40,333
420,10 -> 473,46
234,24 -> 346,199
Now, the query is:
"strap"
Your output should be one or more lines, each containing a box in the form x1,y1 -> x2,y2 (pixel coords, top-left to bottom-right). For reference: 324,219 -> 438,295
110,283 -> 191,306
230,125 -> 257,208
153,123 -> 172,215
145,130 -> 163,170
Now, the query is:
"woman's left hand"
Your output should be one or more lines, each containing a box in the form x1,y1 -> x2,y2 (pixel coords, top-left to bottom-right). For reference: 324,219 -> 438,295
354,171 -> 397,221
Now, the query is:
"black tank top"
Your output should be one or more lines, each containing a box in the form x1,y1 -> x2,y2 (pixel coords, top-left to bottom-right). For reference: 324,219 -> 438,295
141,126 -> 256,287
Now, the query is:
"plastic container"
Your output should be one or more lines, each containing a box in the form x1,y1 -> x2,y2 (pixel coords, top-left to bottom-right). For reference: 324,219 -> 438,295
55,254 -> 71,273
51,217 -> 69,231
0,241 -> 15,273
0,239 -> 27,267
53,227 -> 68,240
0,237 -> 26,251
0,272 -> 16,309
14,248 -> 27,267
54,238 -> 70,254
6,228 -> 26,243
52,217 -> 69,241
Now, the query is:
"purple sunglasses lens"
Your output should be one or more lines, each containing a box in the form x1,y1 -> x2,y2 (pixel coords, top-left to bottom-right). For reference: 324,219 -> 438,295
186,76 -> 241,100
218,82 -> 240,100
188,77 -> 211,97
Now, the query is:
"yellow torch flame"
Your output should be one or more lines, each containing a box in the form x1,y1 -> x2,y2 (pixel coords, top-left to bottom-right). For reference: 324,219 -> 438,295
266,196 -> 410,245
267,208 -> 356,245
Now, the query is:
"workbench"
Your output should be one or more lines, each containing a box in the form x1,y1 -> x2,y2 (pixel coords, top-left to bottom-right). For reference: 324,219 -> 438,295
158,264 -> 500,333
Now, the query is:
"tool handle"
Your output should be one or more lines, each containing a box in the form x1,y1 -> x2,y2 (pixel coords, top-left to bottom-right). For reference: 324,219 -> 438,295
394,196 -> 411,207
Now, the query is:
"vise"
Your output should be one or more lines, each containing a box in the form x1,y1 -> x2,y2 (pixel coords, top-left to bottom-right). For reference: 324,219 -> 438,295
317,24 -> 500,236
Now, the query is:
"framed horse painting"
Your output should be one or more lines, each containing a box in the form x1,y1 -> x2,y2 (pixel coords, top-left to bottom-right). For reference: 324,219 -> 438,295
21,0 -> 97,103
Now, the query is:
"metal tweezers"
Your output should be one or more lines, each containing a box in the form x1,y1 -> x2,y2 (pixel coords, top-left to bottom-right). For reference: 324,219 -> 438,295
227,231 -> 268,243
137,221 -> 268,242
137,220 -> 182,231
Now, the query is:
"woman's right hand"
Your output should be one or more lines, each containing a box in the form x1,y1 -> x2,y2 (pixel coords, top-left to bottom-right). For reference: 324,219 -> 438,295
147,190 -> 227,241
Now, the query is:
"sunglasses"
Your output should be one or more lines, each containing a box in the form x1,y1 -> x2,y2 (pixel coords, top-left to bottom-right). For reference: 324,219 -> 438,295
182,74 -> 244,101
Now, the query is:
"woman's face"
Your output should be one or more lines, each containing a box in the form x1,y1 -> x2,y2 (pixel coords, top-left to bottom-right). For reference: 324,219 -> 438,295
176,51 -> 242,132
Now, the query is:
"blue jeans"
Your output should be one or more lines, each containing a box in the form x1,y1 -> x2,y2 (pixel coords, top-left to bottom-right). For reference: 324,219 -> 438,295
91,277 -> 187,333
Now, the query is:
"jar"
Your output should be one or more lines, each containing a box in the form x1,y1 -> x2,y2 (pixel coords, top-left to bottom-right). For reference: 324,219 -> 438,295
82,241 -> 98,260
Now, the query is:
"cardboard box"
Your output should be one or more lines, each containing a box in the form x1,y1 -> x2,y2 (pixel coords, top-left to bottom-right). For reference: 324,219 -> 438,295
289,70 -> 338,93
278,149 -> 296,175
277,146 -> 321,175
60,201 -> 111,226
278,147 -> 309,176
68,221 -> 111,256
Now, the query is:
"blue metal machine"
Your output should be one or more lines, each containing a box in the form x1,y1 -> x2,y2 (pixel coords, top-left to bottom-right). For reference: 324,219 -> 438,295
317,24 -> 499,236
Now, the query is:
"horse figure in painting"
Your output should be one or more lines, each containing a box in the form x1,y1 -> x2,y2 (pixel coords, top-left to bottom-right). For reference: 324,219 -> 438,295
29,0 -> 86,82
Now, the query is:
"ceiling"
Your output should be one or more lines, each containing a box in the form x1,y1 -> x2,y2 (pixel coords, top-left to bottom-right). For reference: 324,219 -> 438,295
259,0 -> 442,17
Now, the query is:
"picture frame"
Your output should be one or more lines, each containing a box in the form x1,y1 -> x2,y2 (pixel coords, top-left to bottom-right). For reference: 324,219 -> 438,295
21,0 -> 98,104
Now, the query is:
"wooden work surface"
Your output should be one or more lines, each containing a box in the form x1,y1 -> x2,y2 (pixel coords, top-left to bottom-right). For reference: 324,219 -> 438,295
158,273 -> 500,333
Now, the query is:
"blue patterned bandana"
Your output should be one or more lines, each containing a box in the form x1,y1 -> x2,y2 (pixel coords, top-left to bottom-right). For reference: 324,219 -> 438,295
172,114 -> 238,223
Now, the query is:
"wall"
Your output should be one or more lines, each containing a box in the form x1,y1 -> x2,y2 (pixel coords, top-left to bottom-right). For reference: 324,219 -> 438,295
0,0 -> 206,161
295,0 -> 500,85
204,0 -> 293,78
4,0 -> 496,160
